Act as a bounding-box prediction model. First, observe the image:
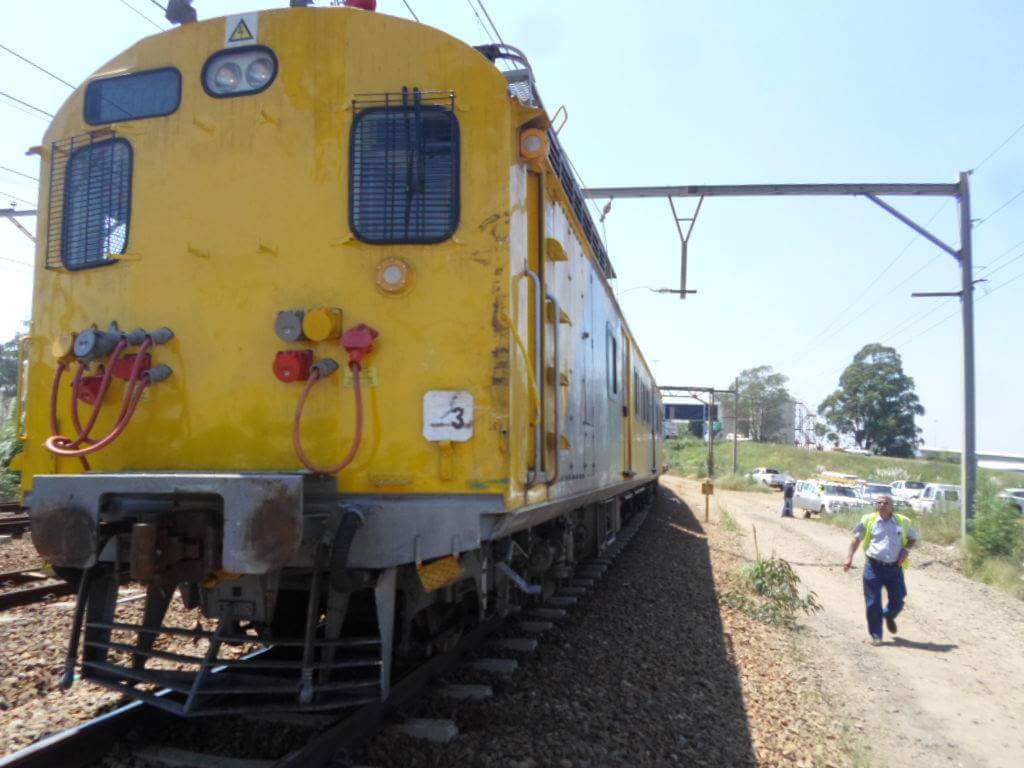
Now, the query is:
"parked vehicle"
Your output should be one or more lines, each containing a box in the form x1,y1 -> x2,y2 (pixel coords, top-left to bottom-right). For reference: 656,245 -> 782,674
750,467 -> 789,489
998,488 -> 1024,514
858,482 -> 894,503
890,480 -> 926,501
794,479 -> 870,518
909,484 -> 960,513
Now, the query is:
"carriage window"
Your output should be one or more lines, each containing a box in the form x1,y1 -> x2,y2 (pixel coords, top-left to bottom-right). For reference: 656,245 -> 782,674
350,90 -> 459,243
58,138 -> 132,270
85,68 -> 181,125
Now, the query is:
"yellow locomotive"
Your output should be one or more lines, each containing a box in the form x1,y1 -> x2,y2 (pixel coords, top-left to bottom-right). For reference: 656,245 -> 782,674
13,3 -> 663,714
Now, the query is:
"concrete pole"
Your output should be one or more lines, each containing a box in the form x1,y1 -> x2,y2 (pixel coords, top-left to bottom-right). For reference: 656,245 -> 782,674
733,390 -> 739,475
708,391 -> 716,478
958,172 -> 976,539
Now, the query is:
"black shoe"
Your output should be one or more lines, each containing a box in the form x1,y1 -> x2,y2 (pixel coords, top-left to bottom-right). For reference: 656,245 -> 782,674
885,615 -> 897,634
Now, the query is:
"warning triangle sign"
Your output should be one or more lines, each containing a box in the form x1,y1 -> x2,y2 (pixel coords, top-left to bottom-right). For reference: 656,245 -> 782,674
229,19 -> 254,43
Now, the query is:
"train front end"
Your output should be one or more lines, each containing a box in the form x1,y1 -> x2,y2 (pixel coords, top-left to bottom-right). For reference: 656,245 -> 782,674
14,6 -> 523,714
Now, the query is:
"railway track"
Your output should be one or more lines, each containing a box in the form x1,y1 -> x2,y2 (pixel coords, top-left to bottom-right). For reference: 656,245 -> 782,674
0,506 -> 649,768
0,569 -> 75,610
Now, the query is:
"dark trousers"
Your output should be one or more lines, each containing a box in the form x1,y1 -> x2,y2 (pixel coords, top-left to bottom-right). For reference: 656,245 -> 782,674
863,558 -> 907,638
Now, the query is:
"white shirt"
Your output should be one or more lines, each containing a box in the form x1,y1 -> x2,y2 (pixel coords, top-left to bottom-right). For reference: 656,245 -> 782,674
853,515 -> 919,564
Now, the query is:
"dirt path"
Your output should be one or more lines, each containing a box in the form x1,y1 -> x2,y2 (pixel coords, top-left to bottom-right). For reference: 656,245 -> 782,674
665,476 -> 1024,768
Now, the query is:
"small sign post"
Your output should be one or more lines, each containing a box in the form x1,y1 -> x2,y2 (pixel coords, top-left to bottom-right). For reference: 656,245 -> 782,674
701,479 -> 714,522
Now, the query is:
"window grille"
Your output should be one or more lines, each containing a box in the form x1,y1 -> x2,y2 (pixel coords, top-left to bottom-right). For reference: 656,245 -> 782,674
350,89 -> 459,244
46,133 -> 132,270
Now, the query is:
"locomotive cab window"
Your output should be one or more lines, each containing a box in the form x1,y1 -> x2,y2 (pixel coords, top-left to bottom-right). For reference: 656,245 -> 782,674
85,68 -> 181,125
350,90 -> 460,244
56,137 -> 133,270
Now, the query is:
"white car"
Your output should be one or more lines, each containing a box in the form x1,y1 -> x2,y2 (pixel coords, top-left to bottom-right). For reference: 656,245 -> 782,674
890,480 -> 926,501
750,467 -> 789,489
794,480 -> 869,518
909,484 -> 960,513
998,489 -> 1024,514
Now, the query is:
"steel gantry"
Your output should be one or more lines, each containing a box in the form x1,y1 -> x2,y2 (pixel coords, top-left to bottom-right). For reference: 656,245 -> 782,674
592,176 -> 976,538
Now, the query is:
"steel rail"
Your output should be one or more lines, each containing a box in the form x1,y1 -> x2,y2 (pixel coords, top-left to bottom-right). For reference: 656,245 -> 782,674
0,501 -> 653,768
0,516 -> 30,536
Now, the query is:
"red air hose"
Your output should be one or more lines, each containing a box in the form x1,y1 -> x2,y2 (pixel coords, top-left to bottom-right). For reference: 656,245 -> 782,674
45,377 -> 150,458
45,337 -> 155,460
66,339 -> 132,449
292,362 -> 365,475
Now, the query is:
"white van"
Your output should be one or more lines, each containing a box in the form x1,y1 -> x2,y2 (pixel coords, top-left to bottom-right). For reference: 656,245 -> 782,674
890,480 -> 926,501
794,480 -> 869,518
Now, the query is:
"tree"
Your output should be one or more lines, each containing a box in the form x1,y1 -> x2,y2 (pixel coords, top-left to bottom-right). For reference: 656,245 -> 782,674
818,343 -> 923,457
726,366 -> 793,443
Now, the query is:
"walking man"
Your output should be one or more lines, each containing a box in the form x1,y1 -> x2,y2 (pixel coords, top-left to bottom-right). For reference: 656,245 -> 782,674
781,480 -> 795,517
843,496 -> 918,645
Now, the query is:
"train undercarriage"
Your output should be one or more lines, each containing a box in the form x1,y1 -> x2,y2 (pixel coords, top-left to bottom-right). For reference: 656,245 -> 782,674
29,474 -> 656,716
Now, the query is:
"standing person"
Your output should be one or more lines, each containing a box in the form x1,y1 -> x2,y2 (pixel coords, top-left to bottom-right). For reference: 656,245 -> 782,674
781,480 -> 795,517
843,496 -> 918,645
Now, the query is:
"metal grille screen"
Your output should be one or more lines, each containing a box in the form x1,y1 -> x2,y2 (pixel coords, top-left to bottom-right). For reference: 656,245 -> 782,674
47,134 -> 132,270
350,90 -> 459,244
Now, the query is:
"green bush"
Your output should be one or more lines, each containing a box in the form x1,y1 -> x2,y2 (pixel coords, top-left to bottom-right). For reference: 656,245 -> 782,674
0,421 -> 23,500
969,502 -> 1024,560
723,556 -> 822,628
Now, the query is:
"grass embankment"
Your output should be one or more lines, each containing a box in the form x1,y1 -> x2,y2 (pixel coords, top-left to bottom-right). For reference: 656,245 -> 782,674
667,437 -> 1024,599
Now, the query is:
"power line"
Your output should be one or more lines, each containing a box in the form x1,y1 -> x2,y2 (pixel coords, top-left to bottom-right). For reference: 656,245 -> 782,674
975,184 -> 1024,227
401,1 -> 420,22
115,0 -> 165,30
0,255 -> 32,269
0,43 -> 75,88
147,0 -> 168,12
0,189 -> 34,206
973,117 -> 1024,172
0,88 -> 54,118
784,202 -> 949,363
476,0 -> 504,45
464,0 -> 494,43
0,165 -> 38,183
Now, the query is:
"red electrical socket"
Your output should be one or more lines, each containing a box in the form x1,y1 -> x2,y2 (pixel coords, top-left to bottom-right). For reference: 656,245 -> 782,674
75,376 -> 104,405
341,324 -> 379,367
112,353 -> 152,381
273,350 -> 314,383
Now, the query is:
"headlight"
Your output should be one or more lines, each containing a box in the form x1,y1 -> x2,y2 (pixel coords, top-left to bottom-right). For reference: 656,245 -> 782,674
203,47 -> 278,97
213,62 -> 242,92
246,57 -> 274,88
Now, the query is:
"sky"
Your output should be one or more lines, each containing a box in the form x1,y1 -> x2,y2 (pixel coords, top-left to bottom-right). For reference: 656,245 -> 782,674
1,0 -> 1022,452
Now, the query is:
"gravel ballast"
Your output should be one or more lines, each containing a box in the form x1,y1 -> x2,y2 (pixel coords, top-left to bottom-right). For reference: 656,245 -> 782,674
366,483 -> 850,767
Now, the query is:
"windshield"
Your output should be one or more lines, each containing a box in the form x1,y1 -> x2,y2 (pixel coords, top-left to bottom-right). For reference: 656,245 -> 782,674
907,481 -> 925,489
866,485 -> 890,494
766,469 -> 781,474
825,485 -> 858,498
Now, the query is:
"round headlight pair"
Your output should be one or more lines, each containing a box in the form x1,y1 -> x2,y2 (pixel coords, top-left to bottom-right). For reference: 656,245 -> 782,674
204,48 -> 277,97
212,57 -> 273,92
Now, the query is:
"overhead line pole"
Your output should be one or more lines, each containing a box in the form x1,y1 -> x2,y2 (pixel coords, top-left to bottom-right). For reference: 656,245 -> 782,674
606,177 -> 975,536
659,385 -> 739,475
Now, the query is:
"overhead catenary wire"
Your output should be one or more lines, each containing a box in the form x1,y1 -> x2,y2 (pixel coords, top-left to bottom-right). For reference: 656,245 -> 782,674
972,117 -> 1024,172
0,189 -> 34,206
114,0 -> 166,31
401,1 -> 420,23
0,165 -> 38,183
475,0 -> 504,44
0,43 -> 75,89
0,89 -> 54,118
464,0 -> 494,43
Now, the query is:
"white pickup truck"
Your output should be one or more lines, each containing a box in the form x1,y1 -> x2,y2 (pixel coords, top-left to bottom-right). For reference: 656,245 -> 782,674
909,484 -> 960,513
749,467 -> 789,489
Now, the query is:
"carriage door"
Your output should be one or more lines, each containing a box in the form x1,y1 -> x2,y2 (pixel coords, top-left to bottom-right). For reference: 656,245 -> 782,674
621,331 -> 633,476
523,169 -> 563,488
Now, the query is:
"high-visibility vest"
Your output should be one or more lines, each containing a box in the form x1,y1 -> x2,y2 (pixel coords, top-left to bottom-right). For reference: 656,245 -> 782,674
861,512 -> 914,567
